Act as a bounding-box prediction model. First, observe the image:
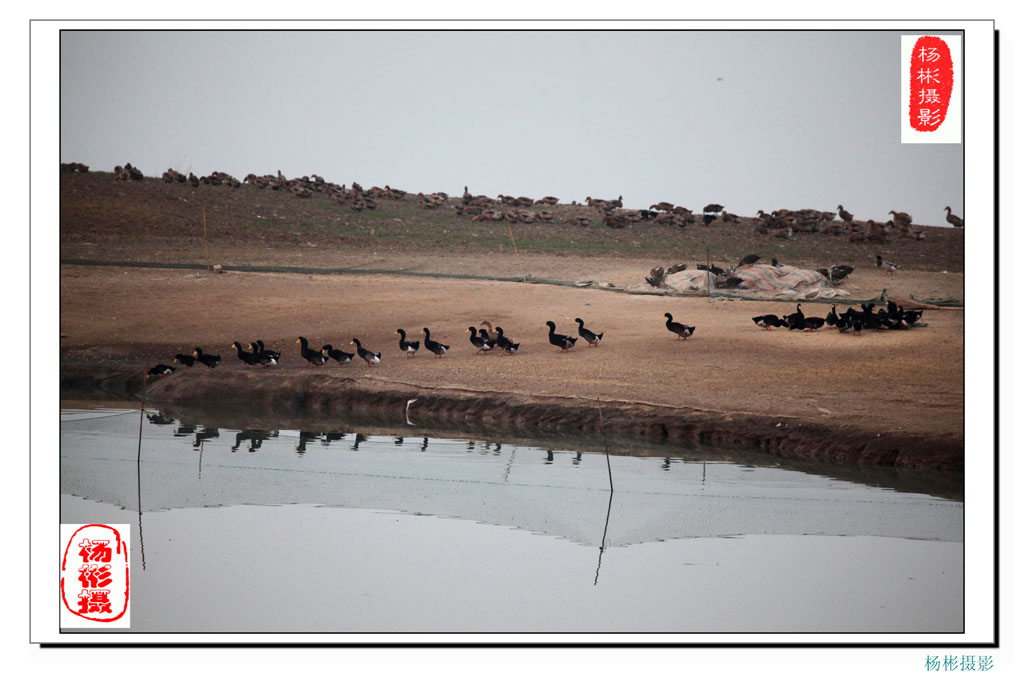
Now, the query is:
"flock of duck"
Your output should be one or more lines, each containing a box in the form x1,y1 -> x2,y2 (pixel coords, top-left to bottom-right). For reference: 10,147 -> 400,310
753,300 -> 923,333
143,297 -> 928,379
142,316 -> 698,380
145,294 -> 930,381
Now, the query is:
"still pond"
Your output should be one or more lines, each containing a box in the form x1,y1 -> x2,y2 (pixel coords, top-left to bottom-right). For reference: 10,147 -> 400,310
60,403 -> 963,634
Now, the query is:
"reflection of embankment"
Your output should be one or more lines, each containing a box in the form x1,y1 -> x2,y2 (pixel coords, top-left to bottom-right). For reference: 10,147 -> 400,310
61,360 -> 964,473
147,404 -> 962,502
61,410 -> 964,549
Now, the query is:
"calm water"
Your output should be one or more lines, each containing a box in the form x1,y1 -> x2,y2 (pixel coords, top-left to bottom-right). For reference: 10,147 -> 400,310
59,404 -> 964,634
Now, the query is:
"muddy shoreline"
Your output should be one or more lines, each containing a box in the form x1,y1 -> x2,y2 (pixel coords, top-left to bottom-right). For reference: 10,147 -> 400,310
61,361 -> 963,471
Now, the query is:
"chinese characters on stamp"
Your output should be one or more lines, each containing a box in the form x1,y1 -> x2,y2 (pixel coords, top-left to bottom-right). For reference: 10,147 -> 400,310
60,524 -> 131,628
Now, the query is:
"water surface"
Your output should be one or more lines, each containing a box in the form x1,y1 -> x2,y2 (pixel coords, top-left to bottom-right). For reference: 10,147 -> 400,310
59,404 -> 963,634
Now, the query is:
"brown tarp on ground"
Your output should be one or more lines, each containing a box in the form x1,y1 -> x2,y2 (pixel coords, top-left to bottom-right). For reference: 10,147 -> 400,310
661,264 -> 850,299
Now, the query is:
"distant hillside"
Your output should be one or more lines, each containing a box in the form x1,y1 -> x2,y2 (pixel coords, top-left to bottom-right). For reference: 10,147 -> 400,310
59,169 -> 964,272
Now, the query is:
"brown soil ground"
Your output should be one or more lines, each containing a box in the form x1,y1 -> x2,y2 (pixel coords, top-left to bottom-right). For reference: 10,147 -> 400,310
59,171 -> 965,465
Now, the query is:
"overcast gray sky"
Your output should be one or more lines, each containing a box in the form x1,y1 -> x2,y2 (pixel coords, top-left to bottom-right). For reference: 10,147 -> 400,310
60,30 -> 964,227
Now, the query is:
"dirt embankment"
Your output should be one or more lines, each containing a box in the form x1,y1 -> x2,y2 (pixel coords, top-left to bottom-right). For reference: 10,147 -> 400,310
60,266 -> 964,470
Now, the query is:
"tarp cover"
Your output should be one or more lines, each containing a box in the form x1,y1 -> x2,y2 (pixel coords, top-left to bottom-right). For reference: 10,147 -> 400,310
662,264 -> 849,299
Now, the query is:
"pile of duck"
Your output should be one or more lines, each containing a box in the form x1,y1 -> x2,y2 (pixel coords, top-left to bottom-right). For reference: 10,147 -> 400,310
198,171 -> 242,188
755,208 -> 835,236
161,168 -> 188,183
455,186 -> 560,221
753,300 -> 923,333
113,163 -> 144,181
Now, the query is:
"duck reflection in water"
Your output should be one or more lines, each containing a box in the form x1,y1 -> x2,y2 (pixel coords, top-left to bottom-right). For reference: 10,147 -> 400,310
231,429 -> 278,453
174,423 -> 197,437
192,426 -> 219,449
296,431 -> 322,454
350,433 -> 367,451
322,432 -> 346,446
420,437 -> 429,452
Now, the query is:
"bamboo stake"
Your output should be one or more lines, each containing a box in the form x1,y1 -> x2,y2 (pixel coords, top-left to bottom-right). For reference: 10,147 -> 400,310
594,404 -> 615,585
706,246 -> 711,294
506,224 -> 528,283
597,404 -> 613,492
202,207 -> 212,271
136,357 -> 149,465
136,357 -> 150,570
594,488 -> 614,586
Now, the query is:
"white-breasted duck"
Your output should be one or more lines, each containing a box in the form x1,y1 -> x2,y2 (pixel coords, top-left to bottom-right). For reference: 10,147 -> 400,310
478,321 -> 496,348
395,329 -> 420,357
862,309 -> 884,332
546,321 -> 577,352
494,327 -> 520,355
781,303 -> 807,330
350,338 -> 382,367
145,364 -> 176,380
826,305 -> 840,328
752,314 -> 785,331
788,316 -> 826,331
902,308 -> 924,326
467,327 -> 494,354
320,344 -> 354,366
820,264 -> 854,282
192,347 -> 221,370
573,318 -> 604,346
248,341 -> 279,367
423,328 -> 450,358
663,313 -> 695,340
296,337 -> 325,367
231,341 -> 257,366
253,340 -> 280,363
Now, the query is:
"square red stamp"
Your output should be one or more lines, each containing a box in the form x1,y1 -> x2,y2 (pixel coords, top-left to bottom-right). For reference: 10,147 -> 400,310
60,524 -> 131,628
901,34 -> 962,144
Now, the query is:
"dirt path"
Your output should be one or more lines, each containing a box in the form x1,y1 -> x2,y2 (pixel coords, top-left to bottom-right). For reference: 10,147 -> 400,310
60,264 -> 964,443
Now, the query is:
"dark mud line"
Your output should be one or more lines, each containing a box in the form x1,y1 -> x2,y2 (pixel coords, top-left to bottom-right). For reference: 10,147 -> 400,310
59,258 -> 963,307
60,258 -> 571,286
62,362 -> 964,472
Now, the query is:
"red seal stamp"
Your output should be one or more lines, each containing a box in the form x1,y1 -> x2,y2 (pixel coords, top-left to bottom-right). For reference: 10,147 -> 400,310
901,34 -> 961,144
908,36 -> 954,133
60,524 -> 130,627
